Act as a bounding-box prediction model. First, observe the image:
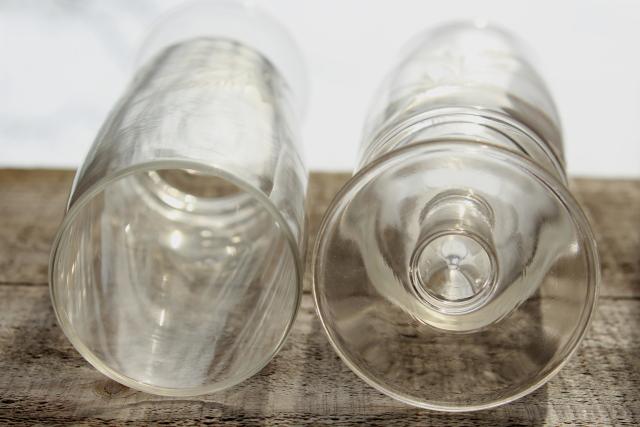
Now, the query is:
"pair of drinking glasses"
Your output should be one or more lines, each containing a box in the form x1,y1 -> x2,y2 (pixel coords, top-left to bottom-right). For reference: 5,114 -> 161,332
50,1 -> 599,412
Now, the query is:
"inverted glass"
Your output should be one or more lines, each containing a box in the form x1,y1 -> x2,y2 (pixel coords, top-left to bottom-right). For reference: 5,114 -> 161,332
49,1 -> 307,396
313,22 -> 599,411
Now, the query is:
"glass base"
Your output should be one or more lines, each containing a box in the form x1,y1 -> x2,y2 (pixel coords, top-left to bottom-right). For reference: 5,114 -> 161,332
313,141 -> 599,410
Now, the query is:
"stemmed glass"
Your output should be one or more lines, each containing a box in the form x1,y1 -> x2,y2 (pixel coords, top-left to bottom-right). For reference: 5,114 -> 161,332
313,22 -> 599,411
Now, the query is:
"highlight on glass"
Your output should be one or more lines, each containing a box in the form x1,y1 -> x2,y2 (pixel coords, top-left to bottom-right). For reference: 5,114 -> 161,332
313,22 -> 599,411
49,0 -> 308,396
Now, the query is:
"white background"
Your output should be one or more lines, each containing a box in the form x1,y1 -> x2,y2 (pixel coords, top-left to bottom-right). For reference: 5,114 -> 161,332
2,0 -> 639,176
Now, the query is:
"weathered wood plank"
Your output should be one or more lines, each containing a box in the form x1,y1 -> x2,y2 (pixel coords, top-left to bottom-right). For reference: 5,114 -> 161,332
572,178 -> 640,298
0,169 -> 72,285
0,285 -> 638,425
0,170 -> 638,297
0,169 -> 638,425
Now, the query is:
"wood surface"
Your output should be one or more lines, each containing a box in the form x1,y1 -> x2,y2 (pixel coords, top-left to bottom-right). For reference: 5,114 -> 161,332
0,169 -> 638,426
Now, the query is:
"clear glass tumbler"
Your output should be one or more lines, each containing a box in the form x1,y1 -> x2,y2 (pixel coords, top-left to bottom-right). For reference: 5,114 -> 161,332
313,22 -> 599,411
49,0 -> 307,396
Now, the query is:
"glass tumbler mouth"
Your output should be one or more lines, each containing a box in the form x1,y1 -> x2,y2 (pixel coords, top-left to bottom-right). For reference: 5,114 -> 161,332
50,160 -> 302,396
312,141 -> 599,411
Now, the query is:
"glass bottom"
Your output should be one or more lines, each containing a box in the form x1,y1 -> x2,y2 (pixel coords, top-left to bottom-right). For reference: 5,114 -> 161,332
313,141 -> 599,411
50,161 -> 301,396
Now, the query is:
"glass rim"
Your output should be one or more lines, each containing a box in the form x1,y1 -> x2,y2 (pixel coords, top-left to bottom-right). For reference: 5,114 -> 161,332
312,139 -> 600,411
49,158 -> 304,396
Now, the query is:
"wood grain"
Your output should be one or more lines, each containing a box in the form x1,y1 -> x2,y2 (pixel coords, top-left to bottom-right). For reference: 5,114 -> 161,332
0,169 -> 638,425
